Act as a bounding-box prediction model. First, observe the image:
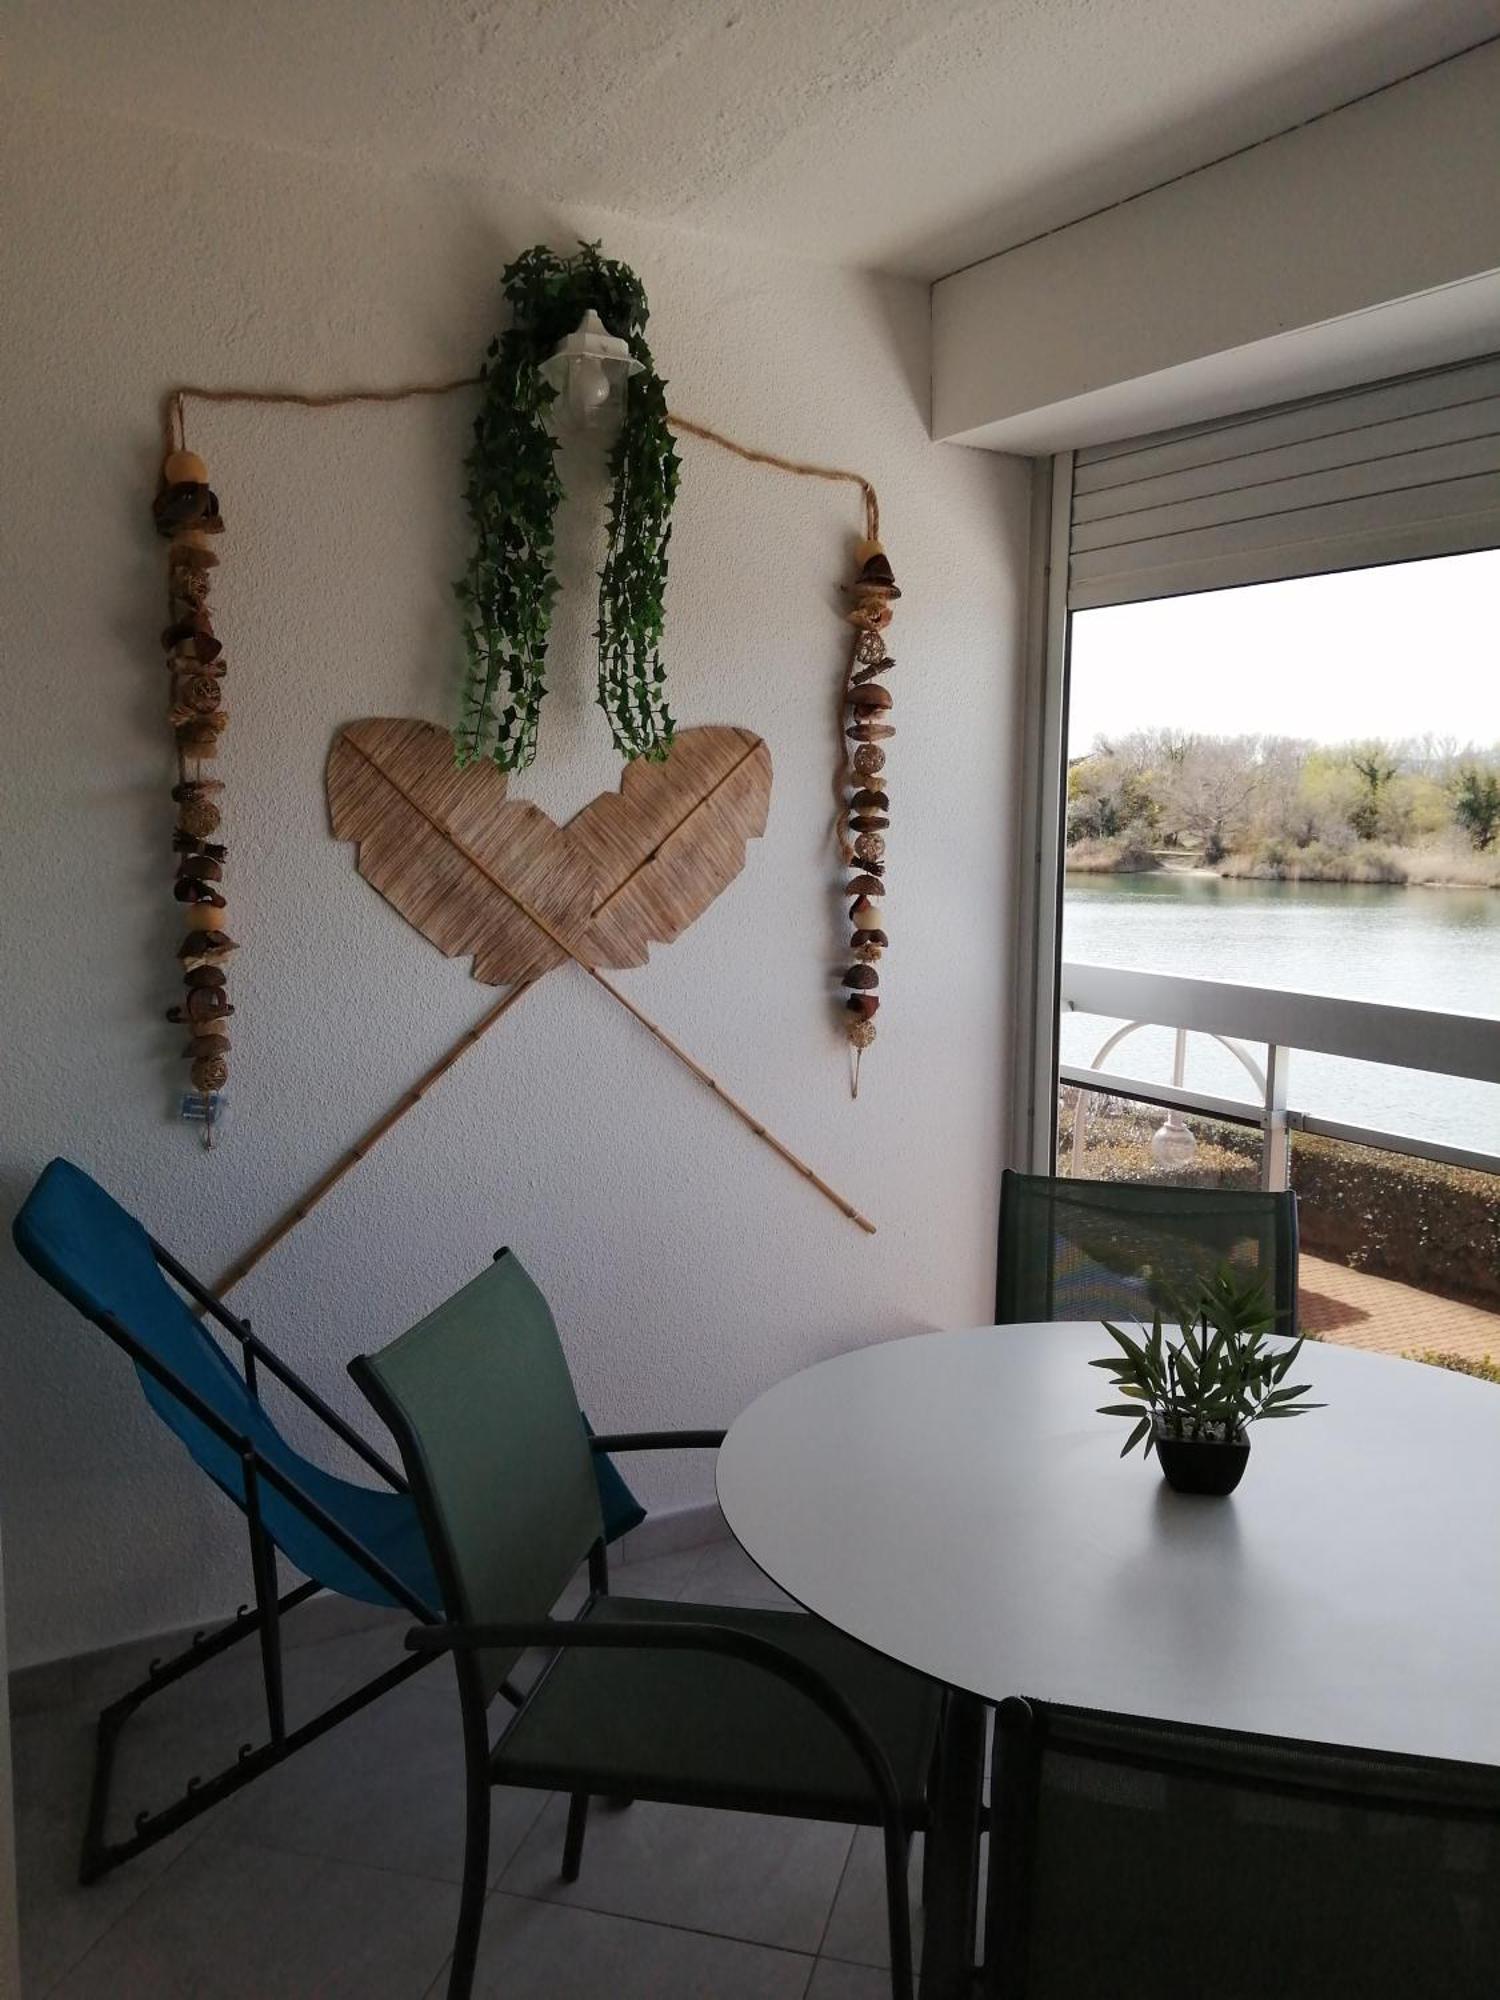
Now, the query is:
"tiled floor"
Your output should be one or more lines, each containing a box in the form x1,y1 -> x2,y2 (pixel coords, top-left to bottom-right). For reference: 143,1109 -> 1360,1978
14,1540 -> 917,1999
1301,1252 -> 1500,1363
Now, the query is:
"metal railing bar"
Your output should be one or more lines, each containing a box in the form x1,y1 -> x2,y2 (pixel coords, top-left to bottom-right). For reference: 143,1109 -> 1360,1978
1060,1069 -> 1500,1178
1061,963 -> 1500,1085
1058,1066 -> 1263,1126
1288,1113 -> 1500,1179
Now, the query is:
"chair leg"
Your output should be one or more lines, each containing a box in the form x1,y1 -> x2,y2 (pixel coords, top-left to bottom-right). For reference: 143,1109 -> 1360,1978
561,1792 -> 590,1882
882,1819 -> 915,2000
446,1717 -> 493,2000
922,1697 -> 945,1913
245,1502 -> 286,1747
920,1691 -> 987,1999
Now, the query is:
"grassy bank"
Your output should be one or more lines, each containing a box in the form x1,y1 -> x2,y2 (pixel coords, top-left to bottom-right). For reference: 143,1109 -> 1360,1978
1063,836 -> 1160,874
1220,838 -> 1500,888
1064,834 -> 1500,887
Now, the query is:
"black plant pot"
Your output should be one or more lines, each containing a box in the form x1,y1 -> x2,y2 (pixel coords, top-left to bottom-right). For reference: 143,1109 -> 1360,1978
1154,1424 -> 1250,1496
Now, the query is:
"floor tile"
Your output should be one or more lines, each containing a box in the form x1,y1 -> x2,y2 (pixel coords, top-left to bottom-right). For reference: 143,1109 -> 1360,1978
16,1621 -> 431,1995
443,1892 -> 814,2000
819,1827 -> 924,1971
808,1958 -> 908,1998
606,1547 -> 709,1599
51,1836 -> 458,2000
675,1541 -> 797,1610
103,1617 -> 415,1839
227,1673 -> 550,1885
13,1703 -> 197,1999
499,1795 -> 854,1953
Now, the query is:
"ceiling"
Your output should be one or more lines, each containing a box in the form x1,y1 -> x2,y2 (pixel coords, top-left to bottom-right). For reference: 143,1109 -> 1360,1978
7,0 -> 1498,277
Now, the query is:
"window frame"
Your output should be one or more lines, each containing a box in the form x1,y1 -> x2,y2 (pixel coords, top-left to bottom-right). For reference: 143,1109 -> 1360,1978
1013,352 -> 1500,1177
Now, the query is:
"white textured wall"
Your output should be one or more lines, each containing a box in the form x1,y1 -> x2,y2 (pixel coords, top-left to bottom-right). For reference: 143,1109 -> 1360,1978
0,89 -> 1027,1669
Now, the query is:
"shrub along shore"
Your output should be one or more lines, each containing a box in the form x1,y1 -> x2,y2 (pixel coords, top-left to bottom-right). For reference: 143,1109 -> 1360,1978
1059,1094 -> 1500,1320
1066,730 -> 1500,888
1067,838 -> 1500,887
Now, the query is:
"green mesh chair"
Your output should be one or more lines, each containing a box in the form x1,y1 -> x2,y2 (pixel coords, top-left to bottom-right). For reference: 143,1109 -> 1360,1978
351,1250 -> 945,2000
985,1695 -> 1500,1998
995,1170 -> 1298,1332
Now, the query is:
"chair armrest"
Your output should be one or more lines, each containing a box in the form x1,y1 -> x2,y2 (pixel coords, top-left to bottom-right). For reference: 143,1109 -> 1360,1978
587,1429 -> 726,1454
413,1611 -> 919,1998
405,1614 -> 903,1825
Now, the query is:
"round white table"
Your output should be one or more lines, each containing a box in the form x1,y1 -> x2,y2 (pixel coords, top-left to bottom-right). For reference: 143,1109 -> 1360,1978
719,1323 -> 1500,1993
718,1323 -> 1500,1765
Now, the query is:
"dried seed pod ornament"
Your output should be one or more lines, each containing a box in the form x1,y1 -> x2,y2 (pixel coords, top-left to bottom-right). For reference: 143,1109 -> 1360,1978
155,443 -> 232,1143
836,540 -> 900,1096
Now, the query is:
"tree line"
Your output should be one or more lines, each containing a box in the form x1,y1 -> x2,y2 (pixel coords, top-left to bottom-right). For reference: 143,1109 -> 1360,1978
1067,731 -> 1500,868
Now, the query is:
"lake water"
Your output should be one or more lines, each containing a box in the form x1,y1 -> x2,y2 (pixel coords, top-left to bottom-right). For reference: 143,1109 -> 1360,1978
1060,873 -> 1500,1157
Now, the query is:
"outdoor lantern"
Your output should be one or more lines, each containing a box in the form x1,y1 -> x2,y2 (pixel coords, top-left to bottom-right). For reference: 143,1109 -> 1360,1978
1149,1109 -> 1199,1171
539,309 -> 643,434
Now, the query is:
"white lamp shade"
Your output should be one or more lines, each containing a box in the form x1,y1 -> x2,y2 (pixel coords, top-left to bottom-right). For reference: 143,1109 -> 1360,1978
1149,1112 -> 1199,1170
539,310 -> 643,432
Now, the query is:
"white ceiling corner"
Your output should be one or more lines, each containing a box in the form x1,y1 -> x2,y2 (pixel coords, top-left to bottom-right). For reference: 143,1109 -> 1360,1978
6,0 -> 1497,277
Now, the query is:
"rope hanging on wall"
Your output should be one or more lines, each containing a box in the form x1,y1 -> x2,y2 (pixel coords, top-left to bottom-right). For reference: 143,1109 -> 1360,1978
163,385 -> 878,533
157,370 -> 885,1282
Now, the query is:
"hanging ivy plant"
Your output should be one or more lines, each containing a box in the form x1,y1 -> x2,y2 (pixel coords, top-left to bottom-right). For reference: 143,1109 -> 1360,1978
454,242 -> 680,769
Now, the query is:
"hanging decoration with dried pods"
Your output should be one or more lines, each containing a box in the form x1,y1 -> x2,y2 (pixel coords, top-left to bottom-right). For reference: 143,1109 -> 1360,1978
153,446 -> 237,1144
154,348 -> 885,1176
836,540 -> 899,1097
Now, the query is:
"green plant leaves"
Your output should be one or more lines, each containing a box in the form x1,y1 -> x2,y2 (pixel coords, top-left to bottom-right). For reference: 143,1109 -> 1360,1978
1092,1263 -> 1323,1451
1121,1415 -> 1152,1457
455,242 -> 680,771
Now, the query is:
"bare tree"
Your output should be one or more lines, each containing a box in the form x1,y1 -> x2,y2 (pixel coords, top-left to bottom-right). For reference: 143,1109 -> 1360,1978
1156,735 -> 1265,863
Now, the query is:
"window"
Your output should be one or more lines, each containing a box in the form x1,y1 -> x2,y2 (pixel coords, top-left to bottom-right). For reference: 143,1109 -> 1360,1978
1015,355 -> 1500,1370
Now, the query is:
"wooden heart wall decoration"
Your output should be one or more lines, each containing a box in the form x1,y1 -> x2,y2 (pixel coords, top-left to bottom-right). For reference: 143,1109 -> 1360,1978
327,718 -> 773,984
320,717 -> 872,1235
214,716 -> 864,1298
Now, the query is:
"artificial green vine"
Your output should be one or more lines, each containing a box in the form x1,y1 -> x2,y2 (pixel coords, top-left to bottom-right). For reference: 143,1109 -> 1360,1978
455,242 -> 680,769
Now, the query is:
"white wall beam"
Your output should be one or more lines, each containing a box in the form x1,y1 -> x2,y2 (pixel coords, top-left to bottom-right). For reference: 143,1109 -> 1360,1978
933,40 -> 1500,455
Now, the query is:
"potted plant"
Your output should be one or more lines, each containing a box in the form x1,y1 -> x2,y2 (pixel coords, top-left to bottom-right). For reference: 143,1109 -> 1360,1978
1091,1265 -> 1322,1495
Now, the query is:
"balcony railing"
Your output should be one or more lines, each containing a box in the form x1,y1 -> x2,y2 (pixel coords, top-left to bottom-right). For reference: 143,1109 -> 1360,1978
1059,962 -> 1500,1188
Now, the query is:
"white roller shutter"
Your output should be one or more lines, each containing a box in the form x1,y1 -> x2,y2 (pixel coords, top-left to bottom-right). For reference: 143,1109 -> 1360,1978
1067,353 -> 1500,611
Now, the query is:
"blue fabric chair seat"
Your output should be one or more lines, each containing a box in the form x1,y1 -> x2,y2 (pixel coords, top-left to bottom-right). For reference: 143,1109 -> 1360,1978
243,1453 -> 442,1611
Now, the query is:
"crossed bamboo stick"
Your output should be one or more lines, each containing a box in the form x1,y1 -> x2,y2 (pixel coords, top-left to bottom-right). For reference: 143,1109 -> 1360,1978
213,757 -> 876,1296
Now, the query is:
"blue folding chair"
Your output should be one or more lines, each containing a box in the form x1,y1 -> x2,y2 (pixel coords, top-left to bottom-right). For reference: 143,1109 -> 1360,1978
11,1156 -> 645,1883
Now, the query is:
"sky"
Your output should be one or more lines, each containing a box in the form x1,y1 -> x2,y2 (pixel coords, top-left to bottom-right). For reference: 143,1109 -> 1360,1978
1067,547 -> 1500,756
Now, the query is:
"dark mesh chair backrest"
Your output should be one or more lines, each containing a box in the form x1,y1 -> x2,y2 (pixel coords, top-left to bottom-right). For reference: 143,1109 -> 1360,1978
990,1697 -> 1500,2000
995,1170 -> 1298,1332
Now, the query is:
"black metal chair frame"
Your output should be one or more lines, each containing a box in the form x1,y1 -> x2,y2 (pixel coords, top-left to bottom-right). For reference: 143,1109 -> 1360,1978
994,1167 -> 1300,1332
985,1693 -> 1500,1998
73,1237 -> 467,1886
353,1352 -> 973,2000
